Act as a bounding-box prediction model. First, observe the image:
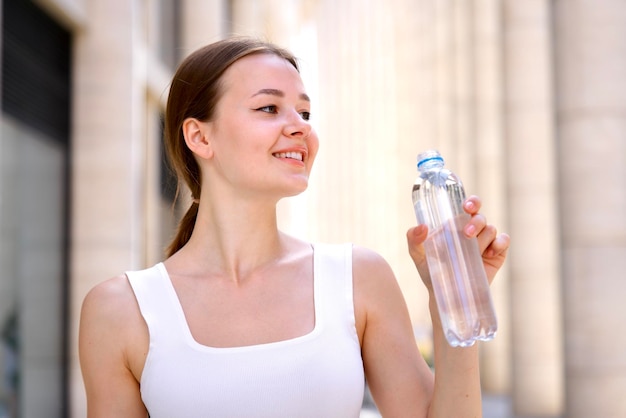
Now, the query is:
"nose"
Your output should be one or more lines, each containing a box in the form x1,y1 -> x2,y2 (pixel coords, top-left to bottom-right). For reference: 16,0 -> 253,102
284,110 -> 312,139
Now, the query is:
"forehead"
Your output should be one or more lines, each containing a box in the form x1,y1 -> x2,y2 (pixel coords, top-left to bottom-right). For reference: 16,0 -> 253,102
220,53 -> 305,97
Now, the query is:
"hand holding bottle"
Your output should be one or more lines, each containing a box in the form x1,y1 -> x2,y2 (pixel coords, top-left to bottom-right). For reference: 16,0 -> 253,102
407,195 -> 510,290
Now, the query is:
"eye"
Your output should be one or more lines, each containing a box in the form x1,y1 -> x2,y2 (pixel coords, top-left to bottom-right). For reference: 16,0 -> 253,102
300,111 -> 311,121
256,105 -> 278,114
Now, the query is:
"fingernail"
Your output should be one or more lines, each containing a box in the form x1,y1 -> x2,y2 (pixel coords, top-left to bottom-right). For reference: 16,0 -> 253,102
465,224 -> 475,236
465,201 -> 474,211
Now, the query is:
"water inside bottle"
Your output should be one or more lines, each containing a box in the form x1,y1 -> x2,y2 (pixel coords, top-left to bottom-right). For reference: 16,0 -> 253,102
424,213 -> 497,347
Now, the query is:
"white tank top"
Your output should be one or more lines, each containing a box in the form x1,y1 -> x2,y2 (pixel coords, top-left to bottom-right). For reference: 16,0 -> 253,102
126,243 -> 365,418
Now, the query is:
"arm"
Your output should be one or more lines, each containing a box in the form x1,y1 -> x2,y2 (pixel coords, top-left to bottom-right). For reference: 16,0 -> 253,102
357,195 -> 509,417
424,292 -> 482,417
407,195 -> 510,417
79,276 -> 149,418
354,246 -> 434,417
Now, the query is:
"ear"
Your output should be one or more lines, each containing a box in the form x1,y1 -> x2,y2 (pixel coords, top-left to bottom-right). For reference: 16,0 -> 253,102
182,118 -> 214,160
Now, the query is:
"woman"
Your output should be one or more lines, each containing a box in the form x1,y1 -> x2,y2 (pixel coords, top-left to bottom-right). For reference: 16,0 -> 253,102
79,37 -> 510,417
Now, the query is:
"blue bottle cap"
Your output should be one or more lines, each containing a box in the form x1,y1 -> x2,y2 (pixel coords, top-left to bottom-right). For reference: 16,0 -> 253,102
417,150 -> 444,169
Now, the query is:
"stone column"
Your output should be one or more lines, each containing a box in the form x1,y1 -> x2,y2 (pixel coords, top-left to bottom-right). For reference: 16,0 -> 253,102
472,0 -> 510,395
417,0 -> 511,391
503,0 -> 564,415
181,0 -> 228,52
554,1 -> 626,417
69,1 -> 144,415
311,0 -> 409,278
393,0 -> 440,336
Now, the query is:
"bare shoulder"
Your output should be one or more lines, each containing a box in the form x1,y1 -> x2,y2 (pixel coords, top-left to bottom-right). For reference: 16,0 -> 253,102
79,274 -> 149,415
78,275 -> 147,416
352,245 -> 402,300
79,274 -> 148,381
81,275 -> 141,326
351,245 -> 409,340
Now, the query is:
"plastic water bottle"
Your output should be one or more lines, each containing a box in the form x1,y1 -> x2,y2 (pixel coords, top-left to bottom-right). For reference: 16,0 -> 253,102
412,150 -> 497,347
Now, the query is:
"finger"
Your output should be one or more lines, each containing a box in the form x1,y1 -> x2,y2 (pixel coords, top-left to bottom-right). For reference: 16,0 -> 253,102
484,232 -> 511,258
463,195 -> 482,215
406,225 -> 431,278
406,225 -> 428,249
476,224 -> 498,254
464,213 -> 487,238
406,225 -> 428,262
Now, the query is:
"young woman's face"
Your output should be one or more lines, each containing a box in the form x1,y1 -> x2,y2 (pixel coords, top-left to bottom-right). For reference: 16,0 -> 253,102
205,53 -> 319,198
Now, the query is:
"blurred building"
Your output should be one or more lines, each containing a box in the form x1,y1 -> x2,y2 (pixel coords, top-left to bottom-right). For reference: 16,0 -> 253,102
0,0 -> 624,417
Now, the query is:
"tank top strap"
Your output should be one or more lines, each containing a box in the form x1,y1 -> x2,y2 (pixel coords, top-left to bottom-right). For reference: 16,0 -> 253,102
312,243 -> 358,338
126,263 -> 185,345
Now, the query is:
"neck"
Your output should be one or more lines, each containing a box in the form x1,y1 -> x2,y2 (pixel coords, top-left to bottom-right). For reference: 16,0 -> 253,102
174,195 -> 287,281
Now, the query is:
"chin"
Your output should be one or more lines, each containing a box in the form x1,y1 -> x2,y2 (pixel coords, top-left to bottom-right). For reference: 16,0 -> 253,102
284,187 -> 308,198
281,181 -> 309,197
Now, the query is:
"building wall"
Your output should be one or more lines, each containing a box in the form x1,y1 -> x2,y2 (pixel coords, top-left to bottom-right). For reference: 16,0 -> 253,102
63,0 -> 183,415
503,1 -> 564,415
1,1 -> 72,416
1,0 -> 625,417
554,1 -> 626,417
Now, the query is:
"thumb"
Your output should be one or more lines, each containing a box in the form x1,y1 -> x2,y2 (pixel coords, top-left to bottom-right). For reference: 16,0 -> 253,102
406,224 -> 428,260
407,224 -> 432,283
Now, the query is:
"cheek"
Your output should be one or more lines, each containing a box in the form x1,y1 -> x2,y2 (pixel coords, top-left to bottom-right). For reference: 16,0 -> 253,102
307,133 -> 320,168
213,122 -> 256,157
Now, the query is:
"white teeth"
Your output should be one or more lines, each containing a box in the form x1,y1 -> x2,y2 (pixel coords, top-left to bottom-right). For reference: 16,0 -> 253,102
274,152 -> 303,161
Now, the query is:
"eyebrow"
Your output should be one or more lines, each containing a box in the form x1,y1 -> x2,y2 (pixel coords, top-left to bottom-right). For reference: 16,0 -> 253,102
252,88 -> 310,102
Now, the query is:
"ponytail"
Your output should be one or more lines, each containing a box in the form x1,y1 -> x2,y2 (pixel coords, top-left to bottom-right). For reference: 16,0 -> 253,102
166,200 -> 199,257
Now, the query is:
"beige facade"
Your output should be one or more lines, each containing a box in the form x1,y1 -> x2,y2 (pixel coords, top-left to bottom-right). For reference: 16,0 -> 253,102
503,1 -> 564,415
555,1 -> 626,417
1,0 -> 625,417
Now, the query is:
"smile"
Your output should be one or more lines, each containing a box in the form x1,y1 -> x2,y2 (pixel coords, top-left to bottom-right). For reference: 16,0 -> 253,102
273,151 -> 304,162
